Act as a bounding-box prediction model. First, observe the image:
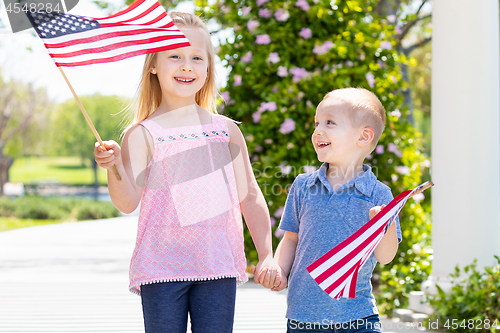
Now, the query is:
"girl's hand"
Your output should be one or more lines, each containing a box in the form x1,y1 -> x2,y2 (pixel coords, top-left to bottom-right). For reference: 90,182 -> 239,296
94,140 -> 121,170
369,204 -> 386,220
252,256 -> 281,289
271,266 -> 287,292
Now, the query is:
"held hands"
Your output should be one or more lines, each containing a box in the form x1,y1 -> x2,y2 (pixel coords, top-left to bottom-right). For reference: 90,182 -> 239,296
369,204 -> 386,220
94,141 -> 121,170
251,256 -> 287,292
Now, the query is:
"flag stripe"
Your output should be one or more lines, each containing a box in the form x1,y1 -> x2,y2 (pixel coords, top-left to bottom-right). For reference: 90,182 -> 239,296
48,34 -> 186,58
53,43 -> 190,67
308,188 -> 415,299
93,0 -> 152,21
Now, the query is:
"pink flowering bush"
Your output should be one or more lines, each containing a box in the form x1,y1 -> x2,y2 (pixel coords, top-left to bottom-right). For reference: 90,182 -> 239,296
197,0 -> 431,313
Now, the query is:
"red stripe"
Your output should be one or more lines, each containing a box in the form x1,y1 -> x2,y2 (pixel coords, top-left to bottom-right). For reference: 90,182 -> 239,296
307,190 -> 410,272
99,19 -> 174,29
313,223 -> 386,285
323,264 -> 357,295
53,42 -> 190,67
117,1 -> 159,24
44,29 -> 185,48
92,0 -> 146,20
348,263 -> 360,298
49,35 -> 185,58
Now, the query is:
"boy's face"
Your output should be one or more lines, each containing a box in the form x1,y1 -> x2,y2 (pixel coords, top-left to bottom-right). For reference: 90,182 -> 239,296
312,97 -> 363,166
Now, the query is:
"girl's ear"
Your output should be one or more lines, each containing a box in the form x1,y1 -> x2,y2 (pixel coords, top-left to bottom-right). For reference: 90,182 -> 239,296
358,127 -> 374,147
150,68 -> 157,74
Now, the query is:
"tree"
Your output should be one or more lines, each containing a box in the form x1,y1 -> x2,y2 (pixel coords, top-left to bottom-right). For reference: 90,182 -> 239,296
198,0 -> 431,314
49,93 -> 127,193
0,71 -> 51,194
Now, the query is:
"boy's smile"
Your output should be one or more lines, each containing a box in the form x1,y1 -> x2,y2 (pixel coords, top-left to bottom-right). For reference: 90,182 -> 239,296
312,97 -> 364,167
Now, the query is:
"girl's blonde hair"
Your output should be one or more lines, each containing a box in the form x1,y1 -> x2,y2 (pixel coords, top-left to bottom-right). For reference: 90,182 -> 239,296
125,12 -> 219,129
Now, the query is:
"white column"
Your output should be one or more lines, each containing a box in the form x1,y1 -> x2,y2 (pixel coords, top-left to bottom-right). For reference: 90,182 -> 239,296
426,0 -> 500,296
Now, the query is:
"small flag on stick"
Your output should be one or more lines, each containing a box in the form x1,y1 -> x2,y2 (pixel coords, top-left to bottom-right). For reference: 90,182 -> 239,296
24,0 -> 190,180
307,181 -> 434,299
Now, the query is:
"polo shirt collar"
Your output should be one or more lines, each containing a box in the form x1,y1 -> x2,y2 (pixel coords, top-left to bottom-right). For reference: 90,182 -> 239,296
306,163 -> 377,197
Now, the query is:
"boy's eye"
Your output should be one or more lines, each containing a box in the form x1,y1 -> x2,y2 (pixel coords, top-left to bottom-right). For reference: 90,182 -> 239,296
327,120 -> 335,125
314,122 -> 319,127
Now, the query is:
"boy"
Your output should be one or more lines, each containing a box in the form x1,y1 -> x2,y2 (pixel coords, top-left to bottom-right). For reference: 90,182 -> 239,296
268,88 -> 402,332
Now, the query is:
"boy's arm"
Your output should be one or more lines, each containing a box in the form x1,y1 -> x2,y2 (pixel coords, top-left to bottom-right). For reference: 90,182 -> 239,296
226,120 -> 278,287
370,205 -> 399,264
272,231 -> 299,291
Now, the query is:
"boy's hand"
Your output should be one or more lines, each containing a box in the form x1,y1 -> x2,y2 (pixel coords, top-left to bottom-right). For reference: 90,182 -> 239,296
369,204 -> 386,220
251,256 -> 281,289
271,266 -> 288,292
94,141 -> 121,170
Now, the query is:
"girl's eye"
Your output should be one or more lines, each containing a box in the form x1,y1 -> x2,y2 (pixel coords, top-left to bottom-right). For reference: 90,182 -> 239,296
193,56 -> 203,61
314,122 -> 319,127
327,120 -> 335,125
170,55 -> 180,59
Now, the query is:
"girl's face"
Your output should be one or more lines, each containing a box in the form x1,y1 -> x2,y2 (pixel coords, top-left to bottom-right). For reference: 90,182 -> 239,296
152,27 -> 209,104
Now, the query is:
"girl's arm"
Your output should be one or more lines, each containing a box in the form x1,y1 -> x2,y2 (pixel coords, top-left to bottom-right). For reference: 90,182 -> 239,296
94,125 -> 153,214
226,119 -> 279,288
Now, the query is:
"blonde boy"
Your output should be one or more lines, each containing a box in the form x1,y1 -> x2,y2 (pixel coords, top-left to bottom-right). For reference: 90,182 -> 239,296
269,88 -> 402,332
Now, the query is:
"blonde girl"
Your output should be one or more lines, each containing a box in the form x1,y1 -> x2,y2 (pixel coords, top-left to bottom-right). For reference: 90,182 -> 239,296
94,12 -> 279,333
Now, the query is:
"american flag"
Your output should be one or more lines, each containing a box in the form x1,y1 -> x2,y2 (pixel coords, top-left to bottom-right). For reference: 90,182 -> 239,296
24,0 -> 190,67
307,181 -> 433,299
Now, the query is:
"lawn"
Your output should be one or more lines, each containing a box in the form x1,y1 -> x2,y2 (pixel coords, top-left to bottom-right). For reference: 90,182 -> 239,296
9,157 -> 108,185
0,217 -> 65,232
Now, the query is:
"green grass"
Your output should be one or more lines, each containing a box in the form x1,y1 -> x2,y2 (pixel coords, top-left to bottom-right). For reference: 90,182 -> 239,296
10,157 -> 108,185
0,217 -> 65,232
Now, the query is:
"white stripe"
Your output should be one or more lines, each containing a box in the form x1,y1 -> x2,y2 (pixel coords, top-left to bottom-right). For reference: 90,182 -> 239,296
52,38 -> 188,64
309,203 -> 402,279
41,25 -> 181,46
45,30 -> 178,55
98,6 -> 169,27
318,234 -> 382,290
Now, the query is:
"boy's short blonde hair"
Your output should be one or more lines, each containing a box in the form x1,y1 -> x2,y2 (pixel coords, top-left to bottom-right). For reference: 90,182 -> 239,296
324,88 -> 386,149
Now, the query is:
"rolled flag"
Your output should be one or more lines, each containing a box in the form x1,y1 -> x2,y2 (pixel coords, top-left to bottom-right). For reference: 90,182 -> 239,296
24,0 -> 190,67
307,181 -> 434,299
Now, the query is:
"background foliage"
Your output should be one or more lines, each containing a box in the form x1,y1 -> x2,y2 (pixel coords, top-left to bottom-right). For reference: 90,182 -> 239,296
197,0 -> 431,313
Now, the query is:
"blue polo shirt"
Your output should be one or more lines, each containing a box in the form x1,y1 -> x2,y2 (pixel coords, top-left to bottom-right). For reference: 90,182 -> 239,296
279,163 -> 402,324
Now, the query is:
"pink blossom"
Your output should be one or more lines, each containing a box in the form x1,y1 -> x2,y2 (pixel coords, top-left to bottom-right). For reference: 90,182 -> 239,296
242,6 -> 251,15
279,164 -> 292,175
274,228 -> 285,238
345,60 -> 353,67
391,174 -> 398,183
296,0 -> 310,11
395,25 -> 403,34
390,76 -> 398,83
275,8 -> 290,21
234,75 -> 242,86
270,217 -> 277,227
313,41 -> 334,55
365,72 -> 375,87
255,34 -> 271,45
272,85 -> 278,93
377,60 -> 385,68
273,206 -> 284,218
257,0 -> 269,6
247,19 -> 259,31
380,41 -> 392,50
387,15 -> 396,23
289,67 -> 308,82
395,150 -> 403,158
277,66 -> 288,77
299,27 -> 312,39
252,111 -> 262,123
221,91 -> 230,102
394,166 -> 410,175
303,166 -> 317,173
259,8 -> 272,18
255,144 -> 263,152
241,51 -> 253,63
391,109 -> 401,118
279,118 -> 296,134
375,145 -> 384,154
259,101 -> 277,112
268,52 -> 280,63
387,143 -> 399,153
366,154 -> 372,159
220,5 -> 230,14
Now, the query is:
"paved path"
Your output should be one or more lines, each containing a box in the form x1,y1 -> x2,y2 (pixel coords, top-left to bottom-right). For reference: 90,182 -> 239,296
0,217 -> 427,332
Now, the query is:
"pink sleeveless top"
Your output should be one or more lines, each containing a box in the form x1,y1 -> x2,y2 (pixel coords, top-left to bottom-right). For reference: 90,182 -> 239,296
129,115 -> 248,295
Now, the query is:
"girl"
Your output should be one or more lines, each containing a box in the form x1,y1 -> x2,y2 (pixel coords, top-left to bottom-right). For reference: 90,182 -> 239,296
94,12 -> 279,333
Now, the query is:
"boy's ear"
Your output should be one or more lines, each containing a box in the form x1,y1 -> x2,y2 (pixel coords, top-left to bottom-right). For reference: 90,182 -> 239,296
357,127 -> 374,147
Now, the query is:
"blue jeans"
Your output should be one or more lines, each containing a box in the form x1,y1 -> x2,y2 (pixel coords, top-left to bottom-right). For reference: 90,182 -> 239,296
141,278 -> 236,333
287,315 -> 382,333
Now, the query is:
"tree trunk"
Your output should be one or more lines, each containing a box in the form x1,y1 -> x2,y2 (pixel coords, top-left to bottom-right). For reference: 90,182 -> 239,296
400,49 -> 415,124
0,153 -> 13,196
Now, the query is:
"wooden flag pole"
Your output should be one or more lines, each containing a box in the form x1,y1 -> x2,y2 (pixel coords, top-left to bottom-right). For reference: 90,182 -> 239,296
58,67 -> 122,181
410,181 -> 434,198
